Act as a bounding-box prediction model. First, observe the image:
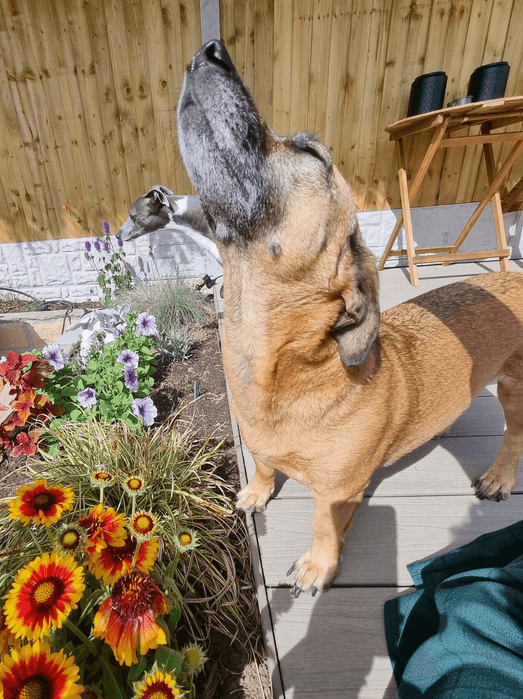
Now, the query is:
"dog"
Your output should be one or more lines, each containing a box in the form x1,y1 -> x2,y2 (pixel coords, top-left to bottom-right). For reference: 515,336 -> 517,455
116,184 -> 222,265
177,40 -> 523,596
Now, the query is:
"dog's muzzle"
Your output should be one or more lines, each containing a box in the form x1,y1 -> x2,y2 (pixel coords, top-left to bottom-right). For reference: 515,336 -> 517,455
177,40 -> 268,239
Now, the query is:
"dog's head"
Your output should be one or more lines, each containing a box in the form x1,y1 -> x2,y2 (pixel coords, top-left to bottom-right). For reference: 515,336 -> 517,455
116,185 -> 212,242
177,40 -> 379,367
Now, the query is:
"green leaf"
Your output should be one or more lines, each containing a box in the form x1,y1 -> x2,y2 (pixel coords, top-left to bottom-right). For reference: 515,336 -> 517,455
100,651 -> 127,699
62,641 -> 76,657
73,643 -> 92,667
98,399 -> 111,417
127,656 -> 147,686
167,607 -> 182,633
154,646 -> 183,675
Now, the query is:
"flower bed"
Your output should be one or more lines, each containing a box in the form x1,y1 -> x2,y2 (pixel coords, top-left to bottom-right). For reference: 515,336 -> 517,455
0,283 -> 268,697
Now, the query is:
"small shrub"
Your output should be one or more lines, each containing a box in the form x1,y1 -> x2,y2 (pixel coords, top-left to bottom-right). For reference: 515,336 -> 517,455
0,352 -> 62,456
112,279 -> 206,361
42,310 -> 158,431
0,429 -> 212,697
0,417 -> 257,695
63,205 -> 132,305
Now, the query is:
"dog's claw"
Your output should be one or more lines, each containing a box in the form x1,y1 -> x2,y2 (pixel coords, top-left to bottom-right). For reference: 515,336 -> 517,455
311,586 -> 318,597
291,584 -> 302,598
472,476 -> 511,502
287,564 -> 295,577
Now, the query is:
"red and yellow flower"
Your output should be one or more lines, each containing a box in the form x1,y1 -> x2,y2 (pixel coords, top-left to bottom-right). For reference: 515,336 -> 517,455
9,479 -> 74,526
129,511 -> 158,541
4,551 -> 85,641
0,640 -> 83,699
88,535 -> 159,586
93,569 -> 169,666
57,524 -> 86,557
133,670 -> 183,698
123,476 -> 146,495
90,468 -> 115,489
174,528 -> 199,554
77,504 -> 127,556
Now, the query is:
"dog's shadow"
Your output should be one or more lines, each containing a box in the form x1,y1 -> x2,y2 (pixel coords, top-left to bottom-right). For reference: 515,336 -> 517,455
264,501 -> 399,698
264,388 -> 512,698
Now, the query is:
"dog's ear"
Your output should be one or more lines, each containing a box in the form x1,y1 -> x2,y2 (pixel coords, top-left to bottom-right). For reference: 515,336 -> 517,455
149,185 -> 173,208
331,225 -> 380,367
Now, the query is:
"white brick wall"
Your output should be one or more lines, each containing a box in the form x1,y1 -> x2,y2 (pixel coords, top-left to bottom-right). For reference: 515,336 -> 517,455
0,203 -> 521,301
359,203 -> 523,266
0,229 -> 223,302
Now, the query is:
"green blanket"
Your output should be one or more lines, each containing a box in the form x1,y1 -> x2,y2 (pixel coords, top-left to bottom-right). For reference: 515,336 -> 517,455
384,520 -> 523,698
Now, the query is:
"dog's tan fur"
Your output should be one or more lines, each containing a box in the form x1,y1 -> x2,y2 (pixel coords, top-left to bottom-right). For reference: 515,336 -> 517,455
223,158 -> 523,593
178,41 -> 523,594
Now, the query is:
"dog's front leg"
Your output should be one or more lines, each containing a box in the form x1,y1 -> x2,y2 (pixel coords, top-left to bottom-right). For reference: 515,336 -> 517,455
289,490 -> 364,597
236,456 -> 276,513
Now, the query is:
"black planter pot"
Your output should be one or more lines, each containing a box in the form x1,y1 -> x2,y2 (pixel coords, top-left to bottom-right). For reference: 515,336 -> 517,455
407,72 -> 448,118
468,62 -> 510,102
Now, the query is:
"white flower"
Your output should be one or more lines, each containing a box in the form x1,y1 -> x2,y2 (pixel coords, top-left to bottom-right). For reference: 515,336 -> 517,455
131,397 -> 157,426
135,312 -> 158,337
77,387 -> 97,408
42,343 -> 68,371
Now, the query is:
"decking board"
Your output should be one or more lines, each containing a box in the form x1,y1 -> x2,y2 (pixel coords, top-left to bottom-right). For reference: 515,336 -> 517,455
267,587 -> 407,699
255,494 -> 523,587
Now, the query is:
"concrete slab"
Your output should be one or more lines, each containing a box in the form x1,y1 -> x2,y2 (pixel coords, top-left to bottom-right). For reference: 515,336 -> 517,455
0,310 -> 85,356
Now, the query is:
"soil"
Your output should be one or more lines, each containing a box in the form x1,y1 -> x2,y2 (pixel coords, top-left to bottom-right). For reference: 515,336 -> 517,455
0,294 -> 272,699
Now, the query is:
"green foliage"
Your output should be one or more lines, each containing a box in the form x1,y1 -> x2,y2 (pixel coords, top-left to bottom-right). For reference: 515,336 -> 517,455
42,311 -> 157,430
64,206 -> 132,306
86,225 -> 132,306
0,352 -> 57,456
112,278 -> 206,361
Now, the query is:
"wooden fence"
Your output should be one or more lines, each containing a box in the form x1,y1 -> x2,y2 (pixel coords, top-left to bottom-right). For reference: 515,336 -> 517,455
222,0 -> 523,213
0,0 -> 201,244
1,0 -> 523,244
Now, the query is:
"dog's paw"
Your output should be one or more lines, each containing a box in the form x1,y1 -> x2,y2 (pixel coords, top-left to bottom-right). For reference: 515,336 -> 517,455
287,549 -> 338,598
472,469 -> 514,502
236,482 -> 274,513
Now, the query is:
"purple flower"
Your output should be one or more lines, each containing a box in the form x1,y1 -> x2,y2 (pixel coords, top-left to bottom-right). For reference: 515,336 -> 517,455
135,312 -> 158,337
117,349 -> 139,367
42,343 -> 68,371
124,365 -> 139,392
131,397 -> 157,426
102,221 -> 110,235
93,239 -> 101,252
84,240 -> 92,252
103,240 -> 111,253
77,387 -> 97,408
117,238 -> 124,247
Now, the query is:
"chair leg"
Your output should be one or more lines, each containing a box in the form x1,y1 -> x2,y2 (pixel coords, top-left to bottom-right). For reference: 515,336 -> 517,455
398,167 -> 419,286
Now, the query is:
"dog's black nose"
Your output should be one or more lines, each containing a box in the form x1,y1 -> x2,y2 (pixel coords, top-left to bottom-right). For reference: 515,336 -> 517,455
192,40 -> 234,73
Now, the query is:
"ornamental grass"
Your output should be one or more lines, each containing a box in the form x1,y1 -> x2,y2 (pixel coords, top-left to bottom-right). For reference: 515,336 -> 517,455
112,278 -> 206,361
0,416 -> 259,697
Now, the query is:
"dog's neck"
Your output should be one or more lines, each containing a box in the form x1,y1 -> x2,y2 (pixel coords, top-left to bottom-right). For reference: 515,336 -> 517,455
220,250 -> 379,424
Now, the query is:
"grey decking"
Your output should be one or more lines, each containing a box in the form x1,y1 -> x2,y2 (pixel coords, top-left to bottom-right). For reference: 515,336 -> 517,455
215,259 -> 523,699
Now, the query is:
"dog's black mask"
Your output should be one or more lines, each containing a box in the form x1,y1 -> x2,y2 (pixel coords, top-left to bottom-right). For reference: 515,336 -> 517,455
177,40 -> 268,241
